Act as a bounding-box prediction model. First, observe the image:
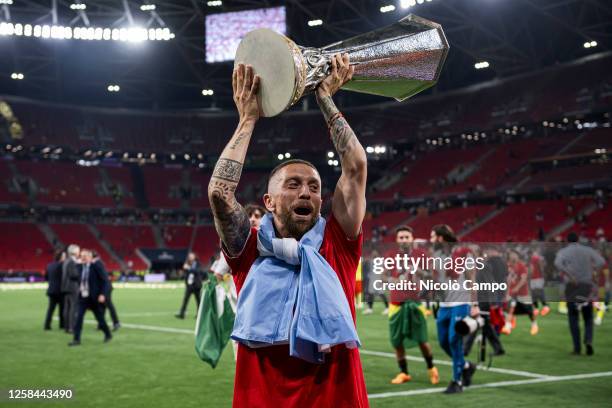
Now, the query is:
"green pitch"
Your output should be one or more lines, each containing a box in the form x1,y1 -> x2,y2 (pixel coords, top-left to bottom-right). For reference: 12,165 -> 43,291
1,287 -> 611,407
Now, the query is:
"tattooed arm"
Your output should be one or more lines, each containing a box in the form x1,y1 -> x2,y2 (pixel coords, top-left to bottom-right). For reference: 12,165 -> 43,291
316,53 -> 367,239
208,64 -> 260,256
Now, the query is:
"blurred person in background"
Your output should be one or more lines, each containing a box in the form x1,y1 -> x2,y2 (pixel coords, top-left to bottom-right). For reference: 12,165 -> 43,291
386,226 -> 438,386
362,248 -> 389,315
245,203 -> 266,229
176,252 -> 204,319
503,250 -> 539,336
61,244 -> 80,333
464,246 -> 506,357
529,248 -> 550,316
430,224 -> 478,394
92,251 -> 120,331
69,248 -> 112,346
44,250 -> 66,331
554,232 -> 606,355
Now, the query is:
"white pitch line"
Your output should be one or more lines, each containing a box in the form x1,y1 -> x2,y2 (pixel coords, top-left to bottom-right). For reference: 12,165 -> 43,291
368,371 -> 612,399
82,319 -> 192,334
117,312 -> 177,317
78,318 -> 611,397
359,349 -> 550,379
81,319 -> 548,379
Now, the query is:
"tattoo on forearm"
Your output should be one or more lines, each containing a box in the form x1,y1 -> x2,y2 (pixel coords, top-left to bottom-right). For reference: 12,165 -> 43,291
330,117 -> 358,160
210,157 -> 250,255
228,131 -> 249,150
212,158 -> 243,183
317,94 -> 359,162
317,94 -> 339,123
209,178 -> 250,255
211,195 -> 250,255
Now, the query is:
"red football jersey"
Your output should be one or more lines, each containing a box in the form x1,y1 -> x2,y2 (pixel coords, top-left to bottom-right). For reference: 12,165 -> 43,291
530,254 -> 543,280
384,246 -> 424,305
223,215 -> 369,408
509,261 -> 529,297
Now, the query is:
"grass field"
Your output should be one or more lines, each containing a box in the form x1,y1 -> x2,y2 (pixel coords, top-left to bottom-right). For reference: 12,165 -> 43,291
1,285 -> 611,407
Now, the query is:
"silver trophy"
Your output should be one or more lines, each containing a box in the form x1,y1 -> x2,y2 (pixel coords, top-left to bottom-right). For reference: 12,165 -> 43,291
235,14 -> 449,117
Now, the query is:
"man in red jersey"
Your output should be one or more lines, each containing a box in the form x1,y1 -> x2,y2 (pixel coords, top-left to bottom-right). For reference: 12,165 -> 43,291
385,226 -> 439,386
208,54 -> 369,407
529,249 -> 550,316
503,250 -> 539,336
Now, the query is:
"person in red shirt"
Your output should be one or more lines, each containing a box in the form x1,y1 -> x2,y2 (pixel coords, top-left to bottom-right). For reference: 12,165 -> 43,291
503,250 -> 538,336
529,250 -> 550,316
208,55 -> 369,407
385,226 -> 439,386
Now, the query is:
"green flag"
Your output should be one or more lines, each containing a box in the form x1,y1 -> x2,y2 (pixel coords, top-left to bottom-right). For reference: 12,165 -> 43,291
195,279 -> 236,368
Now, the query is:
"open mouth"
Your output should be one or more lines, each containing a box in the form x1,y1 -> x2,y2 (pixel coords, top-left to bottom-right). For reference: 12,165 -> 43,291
293,206 -> 313,217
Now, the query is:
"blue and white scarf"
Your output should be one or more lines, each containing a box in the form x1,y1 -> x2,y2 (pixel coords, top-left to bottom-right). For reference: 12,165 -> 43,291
231,213 -> 360,363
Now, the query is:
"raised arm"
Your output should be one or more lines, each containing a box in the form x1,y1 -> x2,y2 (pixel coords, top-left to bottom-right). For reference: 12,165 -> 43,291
316,53 -> 367,239
208,64 -> 260,256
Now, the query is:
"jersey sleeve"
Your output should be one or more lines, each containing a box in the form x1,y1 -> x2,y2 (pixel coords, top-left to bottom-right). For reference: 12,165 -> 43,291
325,214 -> 363,290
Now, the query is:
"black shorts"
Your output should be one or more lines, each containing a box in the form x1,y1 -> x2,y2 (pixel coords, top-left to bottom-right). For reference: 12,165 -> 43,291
510,299 -> 534,315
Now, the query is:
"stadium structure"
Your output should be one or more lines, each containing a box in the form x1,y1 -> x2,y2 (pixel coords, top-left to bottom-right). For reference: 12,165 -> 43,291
0,1 -> 611,407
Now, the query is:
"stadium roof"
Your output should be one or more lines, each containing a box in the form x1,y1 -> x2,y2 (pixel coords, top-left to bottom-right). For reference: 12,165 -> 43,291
0,0 -> 611,110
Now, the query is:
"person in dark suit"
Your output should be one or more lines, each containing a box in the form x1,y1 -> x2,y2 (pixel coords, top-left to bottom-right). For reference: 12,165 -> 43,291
92,252 -> 120,331
69,248 -> 112,346
61,244 -> 81,333
44,250 -> 66,330
175,252 -> 204,319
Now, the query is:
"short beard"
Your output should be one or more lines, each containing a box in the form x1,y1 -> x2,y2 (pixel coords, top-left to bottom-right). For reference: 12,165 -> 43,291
280,211 -> 319,240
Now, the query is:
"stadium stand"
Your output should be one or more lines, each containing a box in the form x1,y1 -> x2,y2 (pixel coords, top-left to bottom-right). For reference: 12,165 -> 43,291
1,53 -> 610,275
50,223 -> 121,271
96,224 -> 156,270
0,222 -> 52,273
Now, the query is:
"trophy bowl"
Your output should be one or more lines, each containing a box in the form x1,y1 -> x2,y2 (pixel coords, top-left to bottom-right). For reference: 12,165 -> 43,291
234,14 -> 449,117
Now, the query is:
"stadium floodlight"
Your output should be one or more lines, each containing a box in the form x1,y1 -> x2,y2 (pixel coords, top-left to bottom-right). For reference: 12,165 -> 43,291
400,0 -> 416,8
474,61 -> 490,69
0,0 -> 14,5
70,4 -> 86,10
10,72 -> 24,80
277,154 -> 284,160
284,152 -> 291,158
107,84 -> 120,92
327,151 -> 334,158
308,19 -> 323,27
201,89 -> 214,96
0,22 -> 173,41
380,5 -> 396,13
140,4 -> 156,11
207,0 -> 222,6
583,41 -> 597,48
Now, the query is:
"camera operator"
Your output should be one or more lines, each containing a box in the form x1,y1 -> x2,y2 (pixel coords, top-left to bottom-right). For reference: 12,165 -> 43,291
463,246 -> 506,357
